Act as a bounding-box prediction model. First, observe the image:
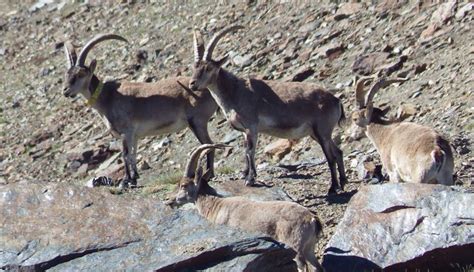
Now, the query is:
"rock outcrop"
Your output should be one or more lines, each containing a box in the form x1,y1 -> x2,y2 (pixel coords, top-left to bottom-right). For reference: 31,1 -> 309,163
323,183 -> 474,271
0,182 -> 296,271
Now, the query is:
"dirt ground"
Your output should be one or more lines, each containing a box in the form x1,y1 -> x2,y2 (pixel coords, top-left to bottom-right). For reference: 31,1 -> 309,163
0,1 -> 473,259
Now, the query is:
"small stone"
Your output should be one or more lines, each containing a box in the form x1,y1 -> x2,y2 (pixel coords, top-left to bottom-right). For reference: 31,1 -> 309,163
413,63 -> 427,75
353,155 -> 383,182
410,91 -> 422,98
264,139 -> 297,161
39,67 -> 51,77
352,52 -> 390,76
153,137 -> 171,150
288,66 -> 314,82
317,43 -> 345,60
455,3 -> 473,20
334,3 -> 362,20
396,104 -> 417,121
76,163 -> 88,176
298,21 -> 320,33
139,160 -> 151,171
420,24 -> 440,40
69,160 -> 82,171
222,130 -> 241,144
431,1 -> 457,24
232,54 -> 253,67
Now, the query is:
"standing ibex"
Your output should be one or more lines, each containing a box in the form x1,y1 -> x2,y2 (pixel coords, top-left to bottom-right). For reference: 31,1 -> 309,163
188,25 -> 346,194
170,144 -> 324,272
351,76 -> 454,184
63,33 -> 217,188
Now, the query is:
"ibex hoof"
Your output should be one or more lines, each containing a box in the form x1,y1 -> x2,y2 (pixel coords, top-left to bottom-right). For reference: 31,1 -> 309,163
245,179 -> 255,187
118,179 -> 130,189
129,179 -> 138,188
327,187 -> 338,195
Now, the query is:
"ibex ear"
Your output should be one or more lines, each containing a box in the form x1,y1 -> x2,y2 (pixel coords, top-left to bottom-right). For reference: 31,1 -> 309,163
366,101 -> 374,120
215,55 -> 229,67
194,165 -> 204,185
201,169 -> 213,183
380,105 -> 391,116
64,42 -> 77,68
89,59 -> 97,74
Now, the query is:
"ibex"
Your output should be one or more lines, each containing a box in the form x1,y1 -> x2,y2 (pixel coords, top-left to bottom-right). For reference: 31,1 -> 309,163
351,76 -> 454,184
170,144 -> 324,272
63,33 -> 217,188
188,25 -> 346,194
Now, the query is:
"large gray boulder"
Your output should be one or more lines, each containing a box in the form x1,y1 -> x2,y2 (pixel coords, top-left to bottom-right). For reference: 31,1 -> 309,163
323,183 -> 474,271
0,182 -> 296,271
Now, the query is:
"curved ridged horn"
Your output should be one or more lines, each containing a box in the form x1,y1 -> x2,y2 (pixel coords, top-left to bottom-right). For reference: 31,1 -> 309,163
365,77 -> 407,106
184,144 -> 229,179
193,29 -> 204,63
76,33 -> 128,67
64,41 -> 77,69
355,76 -> 376,109
203,25 -> 244,61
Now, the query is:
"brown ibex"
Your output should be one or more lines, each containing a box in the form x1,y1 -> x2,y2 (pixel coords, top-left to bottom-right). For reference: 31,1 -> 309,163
351,76 -> 454,185
188,25 -> 346,194
170,144 -> 324,272
63,33 -> 217,188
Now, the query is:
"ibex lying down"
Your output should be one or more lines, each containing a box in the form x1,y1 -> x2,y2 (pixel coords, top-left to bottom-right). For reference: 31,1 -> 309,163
351,76 -> 454,185
188,25 -> 346,194
170,144 -> 324,272
63,33 -> 217,188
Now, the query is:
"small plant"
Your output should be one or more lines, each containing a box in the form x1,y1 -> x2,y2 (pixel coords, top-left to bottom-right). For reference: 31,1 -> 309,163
141,170 -> 181,196
216,165 -> 235,175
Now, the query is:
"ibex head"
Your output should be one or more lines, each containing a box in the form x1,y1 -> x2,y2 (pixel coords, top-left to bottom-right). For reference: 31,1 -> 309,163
173,144 -> 228,206
62,34 -> 128,98
349,76 -> 407,140
188,25 -> 244,91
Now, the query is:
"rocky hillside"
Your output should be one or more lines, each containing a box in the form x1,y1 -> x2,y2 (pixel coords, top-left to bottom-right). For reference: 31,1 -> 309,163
0,0 -> 473,260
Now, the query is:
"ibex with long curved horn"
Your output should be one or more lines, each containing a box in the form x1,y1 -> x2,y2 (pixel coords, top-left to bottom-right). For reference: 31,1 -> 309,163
188,26 -> 346,194
63,33 -> 217,188
351,76 -> 454,184
170,144 -> 324,272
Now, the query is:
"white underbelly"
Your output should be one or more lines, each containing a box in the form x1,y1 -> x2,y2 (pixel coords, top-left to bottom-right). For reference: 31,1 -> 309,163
136,119 -> 188,137
259,120 -> 312,139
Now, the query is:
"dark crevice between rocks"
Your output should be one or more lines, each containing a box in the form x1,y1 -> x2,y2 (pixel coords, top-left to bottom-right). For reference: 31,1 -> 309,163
401,216 -> 426,239
2,239 -> 141,272
386,243 -> 474,272
322,253 -> 382,272
156,237 -> 296,272
323,244 -> 474,272
451,217 -> 474,226
379,205 -> 415,213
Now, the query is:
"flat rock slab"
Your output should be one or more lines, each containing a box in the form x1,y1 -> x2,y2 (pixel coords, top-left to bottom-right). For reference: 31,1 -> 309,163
0,182 -> 296,271
323,183 -> 474,271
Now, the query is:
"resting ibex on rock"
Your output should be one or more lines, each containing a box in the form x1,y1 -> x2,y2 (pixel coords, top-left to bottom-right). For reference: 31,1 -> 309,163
63,33 -> 217,188
351,76 -> 454,185
170,144 -> 324,272
188,25 -> 346,194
